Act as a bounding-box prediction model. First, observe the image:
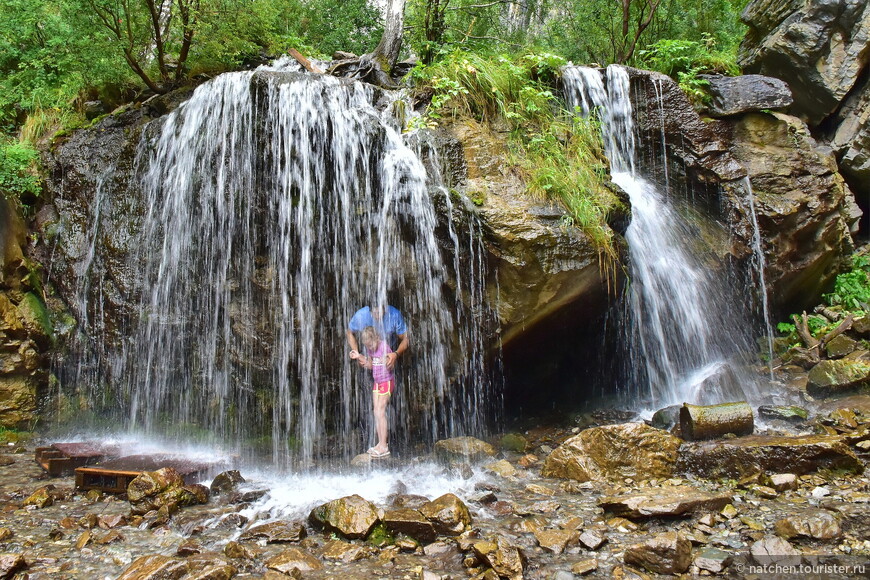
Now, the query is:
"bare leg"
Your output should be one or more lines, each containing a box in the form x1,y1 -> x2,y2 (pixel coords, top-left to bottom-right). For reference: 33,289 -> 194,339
372,393 -> 390,453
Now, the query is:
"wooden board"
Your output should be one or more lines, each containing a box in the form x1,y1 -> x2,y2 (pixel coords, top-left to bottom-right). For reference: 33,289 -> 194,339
35,442 -> 122,476
75,454 -> 227,493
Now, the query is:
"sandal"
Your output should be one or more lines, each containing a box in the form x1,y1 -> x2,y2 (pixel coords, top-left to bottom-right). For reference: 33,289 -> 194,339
370,448 -> 390,458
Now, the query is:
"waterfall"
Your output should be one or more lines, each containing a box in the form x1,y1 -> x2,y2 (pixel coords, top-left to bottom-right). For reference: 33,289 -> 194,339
742,176 -> 775,377
61,61 -> 497,465
563,65 -> 759,408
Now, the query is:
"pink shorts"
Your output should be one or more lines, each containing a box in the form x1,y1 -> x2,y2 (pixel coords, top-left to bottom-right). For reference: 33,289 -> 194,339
373,379 -> 395,396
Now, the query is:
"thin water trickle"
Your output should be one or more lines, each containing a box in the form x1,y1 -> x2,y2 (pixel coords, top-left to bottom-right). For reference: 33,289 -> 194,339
564,65 -> 760,408
56,64 -> 498,467
742,176 -> 776,378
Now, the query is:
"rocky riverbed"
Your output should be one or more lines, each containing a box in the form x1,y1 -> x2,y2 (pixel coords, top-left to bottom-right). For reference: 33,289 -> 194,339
1,397 -> 869,580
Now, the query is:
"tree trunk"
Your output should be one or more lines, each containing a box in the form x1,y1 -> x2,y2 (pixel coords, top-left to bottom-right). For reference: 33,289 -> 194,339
680,401 -> 754,441
328,0 -> 407,88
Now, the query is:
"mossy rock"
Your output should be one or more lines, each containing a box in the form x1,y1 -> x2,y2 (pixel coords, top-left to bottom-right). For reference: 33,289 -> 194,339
16,292 -> 54,347
807,360 -> 870,397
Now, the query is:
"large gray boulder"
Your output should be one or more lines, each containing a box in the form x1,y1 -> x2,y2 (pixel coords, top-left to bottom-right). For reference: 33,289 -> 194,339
738,0 -> 870,126
701,74 -> 793,117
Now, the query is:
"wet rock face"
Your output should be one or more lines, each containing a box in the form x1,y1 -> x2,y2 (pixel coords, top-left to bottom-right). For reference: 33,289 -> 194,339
738,0 -> 870,126
0,198 -> 51,430
541,423 -> 681,482
726,112 -> 858,310
807,359 -> 870,396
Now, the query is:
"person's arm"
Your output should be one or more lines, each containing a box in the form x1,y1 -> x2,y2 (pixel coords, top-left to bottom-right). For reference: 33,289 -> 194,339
386,332 -> 408,369
346,329 -> 366,367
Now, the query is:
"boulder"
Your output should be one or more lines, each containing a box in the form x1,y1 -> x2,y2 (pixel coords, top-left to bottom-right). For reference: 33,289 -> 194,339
264,547 -> 323,574
700,74 -> 793,117
433,436 -> 496,462
127,467 -> 208,516
624,532 -> 692,575
678,434 -> 863,478
739,0 -> 870,126
418,493 -> 471,536
382,508 -> 437,543
830,71 -> 870,197
239,521 -> 306,543
308,494 -> 379,539
598,486 -> 732,519
807,359 -> 870,397
541,423 -> 681,482
774,509 -> 842,541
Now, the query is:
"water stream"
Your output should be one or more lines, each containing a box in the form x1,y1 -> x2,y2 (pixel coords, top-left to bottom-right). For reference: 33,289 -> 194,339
564,65 -> 760,409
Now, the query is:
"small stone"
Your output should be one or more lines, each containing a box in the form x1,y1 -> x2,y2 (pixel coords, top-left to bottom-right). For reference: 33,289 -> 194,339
483,459 -> 517,478
99,514 -> 127,529
624,531 -> 692,574
606,517 -> 638,532
0,528 -> 14,541
533,529 -> 573,554
720,504 -> 738,519
0,554 -> 28,578
774,510 -> 842,541
811,486 -> 830,498
525,484 -> 556,496
224,541 -> 257,560
698,514 -> 716,527
321,539 -> 367,562
264,547 -> 323,574
769,473 -> 798,492
740,516 -> 765,531
517,454 -> 539,468
75,530 -> 92,550
578,530 -> 606,550
750,535 -> 801,566
694,547 -> 732,573
572,558 -> 598,575
749,485 -> 777,499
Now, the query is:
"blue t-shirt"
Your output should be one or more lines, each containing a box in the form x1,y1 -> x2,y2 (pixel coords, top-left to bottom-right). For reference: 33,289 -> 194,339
349,306 -> 407,348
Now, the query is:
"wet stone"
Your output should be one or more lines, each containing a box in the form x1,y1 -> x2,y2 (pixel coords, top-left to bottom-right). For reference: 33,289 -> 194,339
611,565 -> 651,580
239,520 -> 306,543
320,539 -> 367,562
419,493 -> 471,536
99,514 -> 127,529
0,553 -> 27,578
769,473 -> 798,492
264,547 -> 323,574
578,529 -> 606,550
223,541 -> 257,560
500,433 -> 528,453
308,494 -> 379,539
599,486 -> 733,519
694,547 -> 733,573
758,405 -> 809,422
209,470 -> 245,496
624,531 -> 692,575
483,460 -> 516,478
749,535 -> 801,567
774,509 -> 842,541
176,538 -> 203,556
434,437 -> 497,463
383,508 -> 437,543
389,493 -> 431,510
473,537 -> 524,580
116,554 -> 188,580
533,528 -> 574,554
572,558 -> 598,575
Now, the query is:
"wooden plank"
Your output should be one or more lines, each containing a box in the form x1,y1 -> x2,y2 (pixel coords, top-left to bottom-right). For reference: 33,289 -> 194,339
74,454 -> 228,493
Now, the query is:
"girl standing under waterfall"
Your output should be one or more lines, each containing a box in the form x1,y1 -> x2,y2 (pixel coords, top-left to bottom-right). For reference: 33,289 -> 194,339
350,326 -> 395,458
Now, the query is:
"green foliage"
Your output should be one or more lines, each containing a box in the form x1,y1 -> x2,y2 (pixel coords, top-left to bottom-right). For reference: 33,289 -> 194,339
412,50 -> 620,261
638,36 -> 740,77
0,139 -> 41,203
824,255 -> 870,311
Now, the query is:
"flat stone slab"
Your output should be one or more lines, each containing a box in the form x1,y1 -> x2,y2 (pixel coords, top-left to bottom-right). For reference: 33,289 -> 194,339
598,486 -> 733,519
677,434 -> 863,479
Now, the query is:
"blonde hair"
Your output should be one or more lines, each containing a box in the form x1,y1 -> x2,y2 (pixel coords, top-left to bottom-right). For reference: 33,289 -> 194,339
361,326 -> 380,344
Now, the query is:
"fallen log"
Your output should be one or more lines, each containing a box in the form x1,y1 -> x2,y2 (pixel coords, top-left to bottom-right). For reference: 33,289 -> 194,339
288,48 -> 324,74
680,401 -> 754,441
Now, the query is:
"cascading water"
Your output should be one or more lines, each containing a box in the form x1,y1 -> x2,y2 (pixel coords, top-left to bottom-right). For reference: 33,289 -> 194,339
56,59 -> 498,466
563,65 -> 760,408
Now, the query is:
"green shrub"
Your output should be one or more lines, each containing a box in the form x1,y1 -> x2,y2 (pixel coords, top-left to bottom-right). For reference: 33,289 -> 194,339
411,51 -> 621,263
0,139 -> 41,203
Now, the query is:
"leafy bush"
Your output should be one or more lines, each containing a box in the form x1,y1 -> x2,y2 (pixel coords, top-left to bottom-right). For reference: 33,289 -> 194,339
824,255 -> 870,312
638,36 -> 739,78
411,51 -> 622,261
0,139 -> 41,203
